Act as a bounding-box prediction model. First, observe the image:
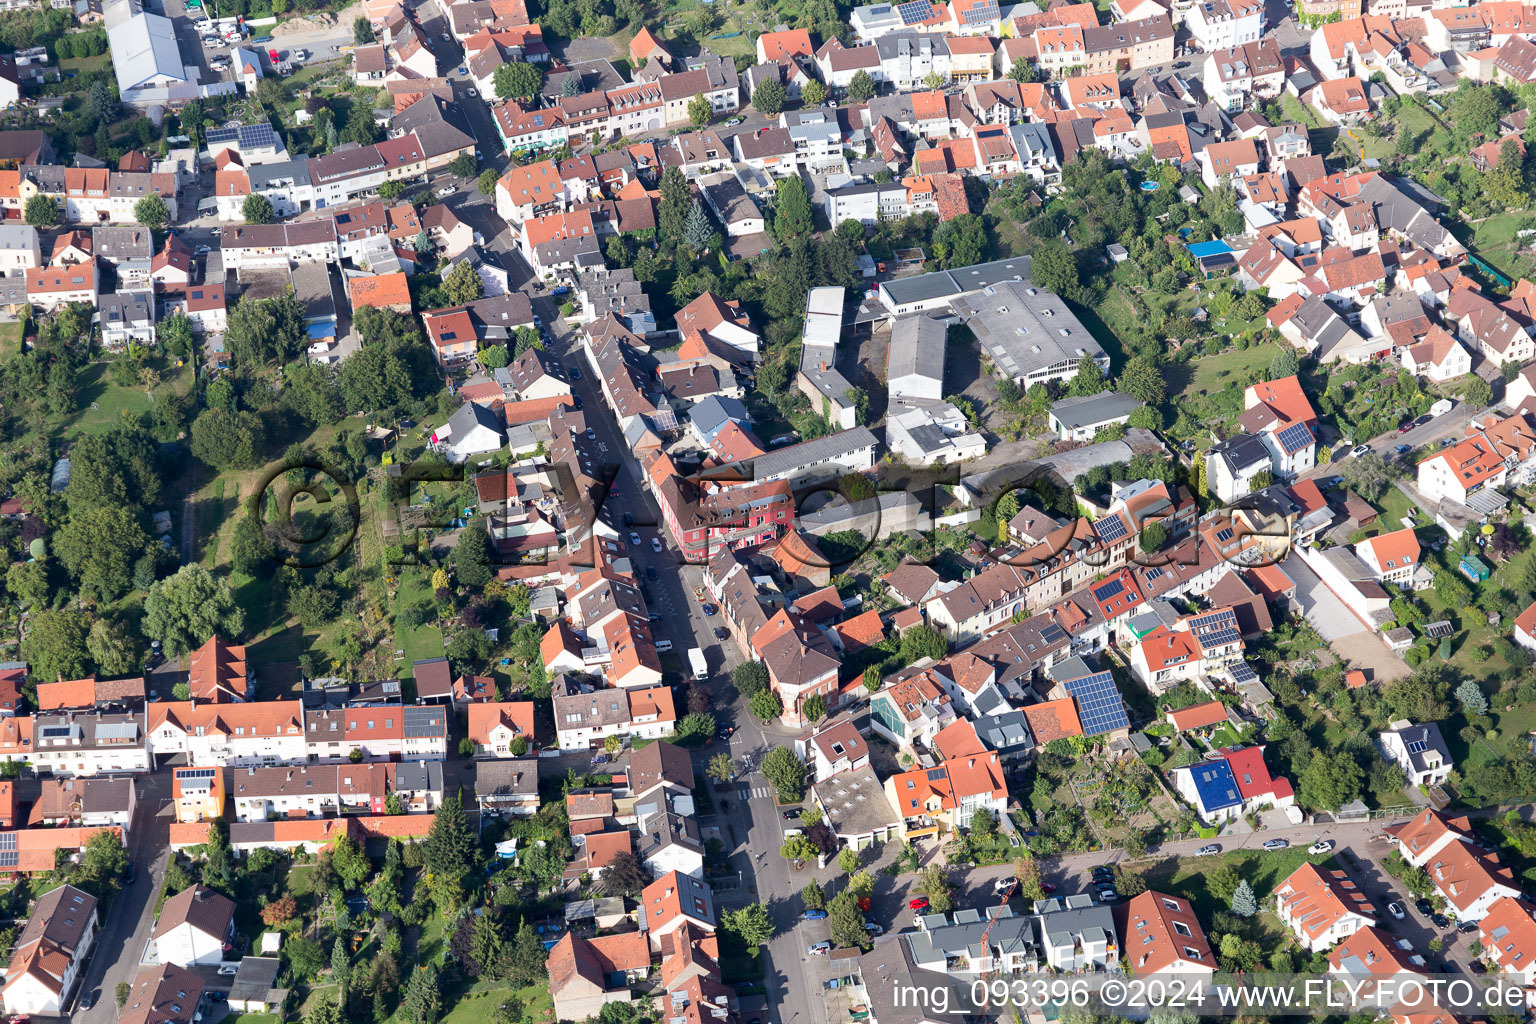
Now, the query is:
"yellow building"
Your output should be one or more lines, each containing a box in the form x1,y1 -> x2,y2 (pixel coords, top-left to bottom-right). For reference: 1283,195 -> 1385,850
172,766 -> 224,823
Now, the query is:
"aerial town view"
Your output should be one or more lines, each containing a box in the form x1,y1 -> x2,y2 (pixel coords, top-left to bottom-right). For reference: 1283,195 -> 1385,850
11,0 -> 1536,1020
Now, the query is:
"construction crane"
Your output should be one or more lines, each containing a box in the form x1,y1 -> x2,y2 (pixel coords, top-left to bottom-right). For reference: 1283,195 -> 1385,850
977,877 -> 1019,980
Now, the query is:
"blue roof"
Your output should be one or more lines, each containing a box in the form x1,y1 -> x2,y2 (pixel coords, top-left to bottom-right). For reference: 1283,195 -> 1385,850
1185,240 -> 1235,258
1184,760 -> 1242,813
307,321 -> 336,339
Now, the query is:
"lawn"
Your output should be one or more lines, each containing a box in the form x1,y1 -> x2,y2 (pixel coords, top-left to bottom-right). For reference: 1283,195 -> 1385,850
392,567 -> 446,681
65,358 -> 193,440
1179,342 -> 1286,400
60,53 -> 111,75
1143,848 -> 1336,929
436,984 -> 553,1024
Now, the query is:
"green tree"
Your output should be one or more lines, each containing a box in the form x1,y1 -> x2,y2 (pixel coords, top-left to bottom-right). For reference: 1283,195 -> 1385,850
1118,356 -> 1165,405
23,195 -> 58,227
900,624 -> 947,663
1013,856 -> 1045,900
774,175 -> 814,242
752,78 -> 786,116
1031,241 -> 1079,298
87,617 -> 140,676
1483,139 -> 1529,207
443,260 -> 484,306
688,92 -> 712,128
918,864 -> 953,914
707,751 -> 735,783
454,517 -> 495,588
838,847 -> 860,873
506,921 -> 547,987
802,79 -> 827,106
827,890 -> 868,950
143,564 -> 245,657
1269,347 -> 1300,380
495,62 -> 542,100
423,792 -> 474,880
802,693 -> 827,722
683,199 -> 714,251
54,507 -> 147,601
722,902 -> 777,946
22,608 -> 91,682
801,881 -> 826,910
243,192 -> 275,224
134,194 -> 169,229
116,982 -> 131,1008
1230,879 -> 1258,917
1466,374 -> 1494,407
450,152 -> 478,179
353,16 -> 375,44
331,936 -> 351,994
657,166 -> 691,243
402,961 -> 440,1024
1207,864 -> 1240,905
477,168 -> 500,195
1008,56 -> 1041,83
79,827 -> 128,893
191,407 -> 266,469
1068,354 -> 1107,397
847,70 -> 876,102
469,910 -> 507,978
1139,521 -> 1169,554
733,660 -> 769,699
1457,679 -> 1489,716
750,688 -> 784,722
760,746 -> 807,801
1297,751 -> 1364,812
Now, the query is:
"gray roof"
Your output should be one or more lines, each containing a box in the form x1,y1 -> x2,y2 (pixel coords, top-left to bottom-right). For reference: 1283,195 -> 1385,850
8,885 -> 97,972
1009,122 -> 1056,162
34,711 -> 144,750
1035,893 -> 1116,952
1211,432 -> 1272,475
1386,721 -> 1451,774
1049,391 -> 1143,430
402,705 -> 446,738
811,763 -> 900,840
637,809 -> 704,858
905,905 -> 1039,973
393,760 -> 443,792
751,427 -> 878,482
887,315 -> 947,387
973,709 -> 1034,753
474,758 -> 539,799
444,400 -> 504,443
107,12 -> 185,93
952,279 -> 1105,382
99,290 -> 153,327
93,226 -> 154,261
882,255 -> 1033,307
227,957 -> 283,1004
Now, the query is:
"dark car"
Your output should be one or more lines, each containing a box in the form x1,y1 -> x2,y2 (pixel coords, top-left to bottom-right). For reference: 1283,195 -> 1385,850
645,566 -> 657,580
1398,422 -> 1414,433
714,627 -> 728,640
703,604 -> 717,617
124,862 -> 136,883
783,810 -> 800,820
1092,866 -> 1114,878
569,365 -> 582,379
1395,444 -> 1412,454
1432,913 -> 1450,928
1415,414 -> 1432,426
1416,898 -> 1435,916
1470,960 -> 1487,974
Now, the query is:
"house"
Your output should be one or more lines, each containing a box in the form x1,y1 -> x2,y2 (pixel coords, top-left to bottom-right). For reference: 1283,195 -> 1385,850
32,777 -> 136,830
466,702 -> 536,756
1477,896 -> 1536,986
1048,392 -> 1143,442
1185,0 -> 1263,53
629,739 -> 696,801
1327,925 -> 1426,982
1207,433 -> 1274,502
231,765 -> 343,821
1114,891 -> 1216,976
1275,863 -> 1376,952
225,957 -> 284,1015
1387,809 -> 1475,869
172,767 -> 224,823
153,885 -> 234,967
1417,413 -> 1536,505
189,635 -> 249,704
1351,528 -> 1419,586
1516,598 -> 1536,653
1400,327 -> 1470,383
474,759 -> 540,817
432,401 -> 505,462
1423,839 -> 1521,922
1307,77 -> 1372,125
794,719 -> 870,781
1380,720 -> 1451,787
1169,757 -> 1243,824
639,871 -> 716,952
547,932 -> 651,1021
118,964 -> 204,1024
1,885 -> 98,1015
1200,138 -> 1260,188
1037,895 -> 1119,971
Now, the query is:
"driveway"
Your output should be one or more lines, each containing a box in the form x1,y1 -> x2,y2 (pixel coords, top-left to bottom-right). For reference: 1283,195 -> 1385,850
1280,553 -> 1368,641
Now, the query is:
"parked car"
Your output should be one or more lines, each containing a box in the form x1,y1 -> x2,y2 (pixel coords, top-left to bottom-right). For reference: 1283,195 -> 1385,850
783,810 -> 800,820
651,538 -> 662,553
703,604 -> 717,617
124,862 -> 136,883
1394,444 -> 1412,454
1196,844 -> 1221,856
1309,840 -> 1335,854
216,964 -> 239,976
802,910 -> 827,921
1351,444 -> 1371,457
569,366 -> 582,379
1388,902 -> 1406,920
714,627 -> 727,640
909,897 -> 930,910
1097,890 -> 1119,903
1263,838 -> 1291,850
1398,422 -> 1414,433
865,923 -> 883,936
253,34 -> 272,42
646,567 -> 658,581
584,427 -> 596,440
628,532 -> 641,545
808,941 -> 832,955
724,117 -> 743,126
1416,898 -> 1435,916
1092,866 -> 1115,879
81,993 -> 97,1010
994,877 -> 1015,894
1432,913 -> 1450,928
591,753 -> 609,765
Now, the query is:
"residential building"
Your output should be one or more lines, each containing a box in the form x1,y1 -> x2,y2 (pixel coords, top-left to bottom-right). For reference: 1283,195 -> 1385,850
152,885 -> 234,967
1,885 -> 98,1014
1275,863 -> 1376,952
1379,720 -> 1451,787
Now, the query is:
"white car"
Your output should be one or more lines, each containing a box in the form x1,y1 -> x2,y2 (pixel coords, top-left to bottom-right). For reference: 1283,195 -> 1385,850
650,537 -> 662,553
724,117 -> 743,126
993,877 -> 1015,894
1309,840 -> 1335,854
216,964 -> 239,976
1388,902 -> 1406,920
629,532 -> 641,546
807,941 -> 832,955
441,185 -> 457,196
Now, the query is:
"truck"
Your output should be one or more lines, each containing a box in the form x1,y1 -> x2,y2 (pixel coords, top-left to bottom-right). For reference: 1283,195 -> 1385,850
687,648 -> 707,680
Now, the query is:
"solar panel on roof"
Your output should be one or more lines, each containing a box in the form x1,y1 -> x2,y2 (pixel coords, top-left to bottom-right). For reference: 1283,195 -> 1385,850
1065,671 -> 1130,736
1038,623 -> 1067,646
179,767 -> 217,779
1143,566 -> 1164,582
1229,663 -> 1258,683
1215,527 -> 1235,542
1091,579 -> 1124,603
925,768 -> 947,780
1200,628 -> 1242,649
1276,422 -> 1313,453
895,0 -> 933,22
1095,516 -> 1128,543
205,126 -> 238,145
1406,739 -> 1427,753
